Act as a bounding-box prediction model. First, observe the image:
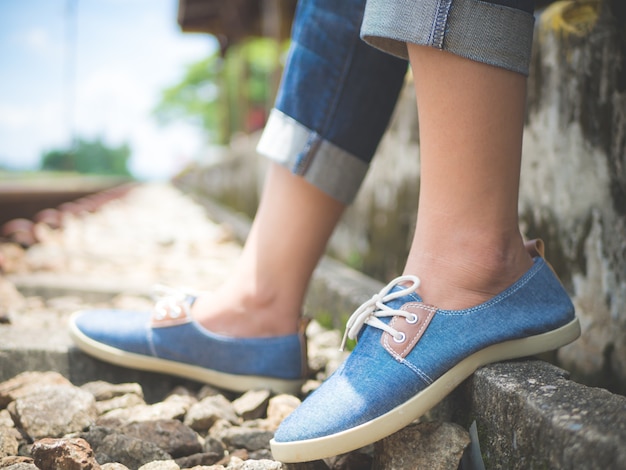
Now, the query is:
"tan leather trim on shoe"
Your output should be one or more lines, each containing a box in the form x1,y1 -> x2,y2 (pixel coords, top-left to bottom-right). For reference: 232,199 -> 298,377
524,238 -> 545,258
381,303 -> 437,359
525,238 -> 563,279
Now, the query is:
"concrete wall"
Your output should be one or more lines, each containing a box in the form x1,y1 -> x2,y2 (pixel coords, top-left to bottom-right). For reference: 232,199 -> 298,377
520,0 -> 626,393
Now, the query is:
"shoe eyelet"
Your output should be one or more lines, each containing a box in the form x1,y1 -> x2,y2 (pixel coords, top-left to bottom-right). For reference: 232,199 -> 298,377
170,305 -> 182,318
154,306 -> 167,320
393,332 -> 406,343
406,313 -> 419,324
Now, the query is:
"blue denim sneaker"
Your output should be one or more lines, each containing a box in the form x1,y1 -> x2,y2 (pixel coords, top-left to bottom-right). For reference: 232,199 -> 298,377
69,287 -> 307,394
271,250 -> 580,462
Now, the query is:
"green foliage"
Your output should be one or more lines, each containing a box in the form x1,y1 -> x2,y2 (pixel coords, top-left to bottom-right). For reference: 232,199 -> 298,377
153,53 -> 223,139
153,37 -> 287,144
40,138 -> 132,176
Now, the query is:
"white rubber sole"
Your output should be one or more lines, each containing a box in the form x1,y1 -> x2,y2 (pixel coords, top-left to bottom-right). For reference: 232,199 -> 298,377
68,312 -> 304,395
270,318 -> 581,462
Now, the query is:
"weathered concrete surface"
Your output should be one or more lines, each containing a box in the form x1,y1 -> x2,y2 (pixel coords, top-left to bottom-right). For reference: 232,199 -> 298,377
373,421 -> 470,470
519,0 -> 626,394
458,360 -> 626,470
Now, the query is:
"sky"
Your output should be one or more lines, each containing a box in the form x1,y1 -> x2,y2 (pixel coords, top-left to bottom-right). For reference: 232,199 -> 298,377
0,0 -> 216,180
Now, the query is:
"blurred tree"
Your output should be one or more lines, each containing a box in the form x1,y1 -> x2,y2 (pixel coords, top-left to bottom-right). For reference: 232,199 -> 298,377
40,138 -> 132,176
153,38 -> 286,145
153,52 -> 224,140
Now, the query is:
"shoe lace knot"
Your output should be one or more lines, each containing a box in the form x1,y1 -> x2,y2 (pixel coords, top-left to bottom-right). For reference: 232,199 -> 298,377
340,275 -> 421,351
151,284 -> 196,321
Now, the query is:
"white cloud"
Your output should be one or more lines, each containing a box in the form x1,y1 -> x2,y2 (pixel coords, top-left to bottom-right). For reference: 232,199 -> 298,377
16,27 -> 64,60
75,69 -> 151,135
0,104 -> 32,129
0,98 -> 69,169
23,28 -> 50,50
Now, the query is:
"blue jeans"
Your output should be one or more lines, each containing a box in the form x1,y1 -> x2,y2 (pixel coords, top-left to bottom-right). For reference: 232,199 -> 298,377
257,0 -> 535,204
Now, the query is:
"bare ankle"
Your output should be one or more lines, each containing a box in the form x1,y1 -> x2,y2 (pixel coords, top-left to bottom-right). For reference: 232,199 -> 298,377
191,281 -> 301,338
404,234 -> 533,310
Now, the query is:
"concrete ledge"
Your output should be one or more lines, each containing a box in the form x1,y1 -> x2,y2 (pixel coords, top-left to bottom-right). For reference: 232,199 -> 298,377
457,360 -> 626,469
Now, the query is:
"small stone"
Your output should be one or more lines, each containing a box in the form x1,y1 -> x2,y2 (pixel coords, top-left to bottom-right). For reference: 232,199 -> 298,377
0,426 -> 21,458
79,426 -> 171,469
327,451 -> 372,470
264,395 -> 300,431
237,460 -> 283,469
282,460 -> 329,470
248,449 -> 273,461
164,393 -> 198,409
32,437 -> 100,470
137,460 -> 180,470
81,381 -> 144,401
373,421 -> 470,470
223,454 -> 245,469
218,427 -> 274,452
119,419 -> 202,458
229,449 -> 249,460
100,397 -> 190,424
0,372 -> 71,408
9,385 -> 97,439
0,457 -> 38,470
185,466 -> 226,470
96,393 -> 146,415
0,456 -> 34,467
166,386 -> 196,398
197,385 -> 221,400
174,451 -> 223,468
0,243 -> 26,275
0,409 -> 14,427
100,464 -> 130,470
232,390 -> 271,421
185,395 -> 239,432
300,381 -> 321,397
208,419 -> 233,440
203,436 -> 226,457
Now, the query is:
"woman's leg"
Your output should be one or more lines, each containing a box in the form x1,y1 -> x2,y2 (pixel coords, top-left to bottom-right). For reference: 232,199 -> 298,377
192,163 -> 345,337
404,45 -> 532,310
191,0 -> 408,338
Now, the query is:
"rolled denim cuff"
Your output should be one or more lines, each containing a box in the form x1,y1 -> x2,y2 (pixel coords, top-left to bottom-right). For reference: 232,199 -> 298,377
257,109 -> 369,205
361,0 -> 535,75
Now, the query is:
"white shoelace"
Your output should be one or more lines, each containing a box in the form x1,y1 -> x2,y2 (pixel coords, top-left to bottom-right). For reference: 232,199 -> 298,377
340,275 -> 421,351
151,284 -> 196,320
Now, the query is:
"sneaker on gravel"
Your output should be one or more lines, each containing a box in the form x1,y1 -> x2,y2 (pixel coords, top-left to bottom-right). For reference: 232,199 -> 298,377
69,287 -> 307,394
270,248 -> 580,462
